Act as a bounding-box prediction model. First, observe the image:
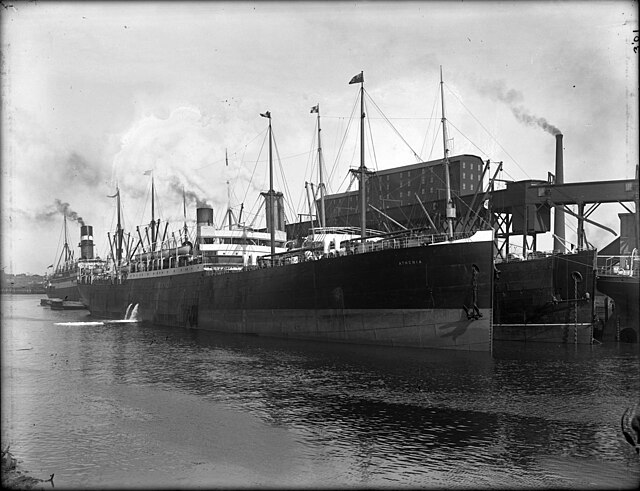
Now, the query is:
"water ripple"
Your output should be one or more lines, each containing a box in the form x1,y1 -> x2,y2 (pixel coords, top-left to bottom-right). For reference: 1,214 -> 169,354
2,295 -> 639,489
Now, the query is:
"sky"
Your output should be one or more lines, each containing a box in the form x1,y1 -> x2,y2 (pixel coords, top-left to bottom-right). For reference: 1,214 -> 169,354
1,0 -> 638,274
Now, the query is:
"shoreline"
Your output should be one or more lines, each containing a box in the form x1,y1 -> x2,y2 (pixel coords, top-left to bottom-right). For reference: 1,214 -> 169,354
1,447 -> 53,490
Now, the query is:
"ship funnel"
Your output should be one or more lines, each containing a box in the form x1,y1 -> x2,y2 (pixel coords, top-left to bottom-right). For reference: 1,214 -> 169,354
79,225 -> 94,259
196,207 -> 214,226
553,133 -> 565,252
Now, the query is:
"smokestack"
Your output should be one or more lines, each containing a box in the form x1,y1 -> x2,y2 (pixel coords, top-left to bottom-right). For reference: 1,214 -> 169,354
79,225 -> 94,260
553,133 -> 565,252
196,207 -> 214,226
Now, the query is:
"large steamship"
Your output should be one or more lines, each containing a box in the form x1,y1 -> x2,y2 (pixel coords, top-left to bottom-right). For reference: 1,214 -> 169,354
46,217 -> 103,302
78,72 -> 495,351
314,129 -> 598,343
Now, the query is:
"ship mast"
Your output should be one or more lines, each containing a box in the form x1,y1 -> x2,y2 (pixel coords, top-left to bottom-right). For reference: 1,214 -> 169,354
440,66 -> 455,239
62,214 -> 71,263
312,104 -> 327,228
348,71 -> 366,239
182,186 -> 188,242
261,111 -> 275,262
150,172 -> 156,251
226,149 -> 233,230
56,214 -> 73,270
116,186 -> 123,265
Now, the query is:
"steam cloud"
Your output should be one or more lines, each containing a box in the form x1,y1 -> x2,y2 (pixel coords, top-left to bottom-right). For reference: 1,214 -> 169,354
110,106 -> 265,227
476,80 -> 562,136
36,199 -> 85,226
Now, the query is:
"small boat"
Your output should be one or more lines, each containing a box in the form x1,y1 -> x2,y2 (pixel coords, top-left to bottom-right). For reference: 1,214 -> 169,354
49,299 -> 87,311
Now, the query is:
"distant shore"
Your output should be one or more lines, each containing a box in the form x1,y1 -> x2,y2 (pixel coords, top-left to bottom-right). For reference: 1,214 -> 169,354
1,290 -> 46,295
1,447 -> 52,490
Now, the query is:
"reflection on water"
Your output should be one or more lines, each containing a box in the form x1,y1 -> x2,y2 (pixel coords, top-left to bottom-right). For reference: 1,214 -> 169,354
2,294 -> 639,489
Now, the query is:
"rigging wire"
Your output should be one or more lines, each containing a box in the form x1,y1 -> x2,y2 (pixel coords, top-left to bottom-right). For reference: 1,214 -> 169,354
241,129 -> 268,207
195,129 -> 266,171
363,89 -> 422,162
420,83 -> 441,159
327,90 -> 360,188
364,96 -> 380,174
326,114 -> 347,195
272,126 -> 298,224
444,83 -> 594,212
295,120 -> 318,217
443,82 -> 532,180
51,220 -> 64,270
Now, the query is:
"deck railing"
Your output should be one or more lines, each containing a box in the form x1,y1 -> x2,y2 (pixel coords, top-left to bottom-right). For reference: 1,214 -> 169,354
597,253 -> 640,277
83,229 -> 485,277
257,230 -> 475,268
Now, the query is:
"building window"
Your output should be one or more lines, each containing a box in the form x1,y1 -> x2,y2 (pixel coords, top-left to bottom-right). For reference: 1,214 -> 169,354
421,177 -> 425,184
386,175 -> 389,181
470,173 -> 474,181
463,183 -> 466,190
422,188 -> 425,195
429,187 -> 433,194
400,172 -> 403,178
462,172 -> 466,179
470,183 -> 474,191
462,161 -> 466,169
422,168 -> 425,174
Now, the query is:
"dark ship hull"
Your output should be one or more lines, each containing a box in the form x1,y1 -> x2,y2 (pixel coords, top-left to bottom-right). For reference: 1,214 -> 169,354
79,235 -> 494,351
597,273 -> 639,343
493,249 -> 597,343
46,271 -> 80,301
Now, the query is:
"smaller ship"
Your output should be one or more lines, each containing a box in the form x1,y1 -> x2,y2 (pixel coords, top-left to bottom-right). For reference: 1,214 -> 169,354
493,248 -> 597,344
596,201 -> 640,344
597,249 -> 639,343
45,216 -> 103,305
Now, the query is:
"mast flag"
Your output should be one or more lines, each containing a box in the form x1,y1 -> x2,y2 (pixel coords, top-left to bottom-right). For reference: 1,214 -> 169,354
349,72 -> 364,84
310,104 -> 319,113
260,111 -> 271,119
143,169 -> 152,176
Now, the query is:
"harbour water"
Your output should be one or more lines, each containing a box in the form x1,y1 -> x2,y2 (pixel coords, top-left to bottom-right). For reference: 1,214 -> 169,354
2,294 -> 639,489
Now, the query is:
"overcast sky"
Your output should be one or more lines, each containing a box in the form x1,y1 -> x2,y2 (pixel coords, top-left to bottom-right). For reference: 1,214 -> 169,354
1,0 -> 638,274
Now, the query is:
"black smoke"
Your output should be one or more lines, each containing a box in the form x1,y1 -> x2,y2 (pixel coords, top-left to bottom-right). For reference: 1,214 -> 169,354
35,199 -> 84,225
476,79 -> 562,136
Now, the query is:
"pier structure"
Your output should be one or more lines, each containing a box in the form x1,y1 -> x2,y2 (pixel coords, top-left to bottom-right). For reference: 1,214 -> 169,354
489,176 -> 638,258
